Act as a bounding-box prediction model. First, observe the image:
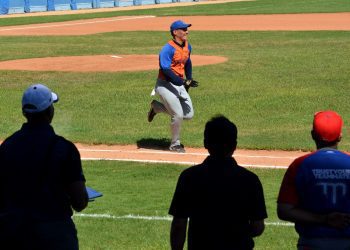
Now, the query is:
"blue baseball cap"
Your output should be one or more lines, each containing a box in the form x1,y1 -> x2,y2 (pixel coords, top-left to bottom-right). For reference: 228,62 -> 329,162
22,84 -> 58,113
170,20 -> 192,32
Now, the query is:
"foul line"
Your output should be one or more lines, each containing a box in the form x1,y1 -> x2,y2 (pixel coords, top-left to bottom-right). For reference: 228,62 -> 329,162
81,157 -> 288,169
0,15 -> 156,32
81,157 -> 199,166
74,213 -> 294,226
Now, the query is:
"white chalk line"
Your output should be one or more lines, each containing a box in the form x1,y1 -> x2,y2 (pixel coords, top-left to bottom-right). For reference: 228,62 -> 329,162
74,213 -> 294,226
81,157 -> 198,165
81,157 -> 288,169
0,15 -> 156,32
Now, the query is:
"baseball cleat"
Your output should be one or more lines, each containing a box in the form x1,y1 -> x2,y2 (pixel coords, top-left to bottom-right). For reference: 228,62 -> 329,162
169,144 -> 185,153
147,101 -> 156,122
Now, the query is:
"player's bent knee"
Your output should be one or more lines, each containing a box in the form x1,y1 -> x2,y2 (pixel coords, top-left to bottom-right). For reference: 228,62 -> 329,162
183,111 -> 194,120
172,114 -> 184,122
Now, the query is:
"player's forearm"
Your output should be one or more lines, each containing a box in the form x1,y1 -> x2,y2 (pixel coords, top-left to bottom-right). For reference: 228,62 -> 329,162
278,204 -> 350,229
68,181 -> 89,212
170,217 -> 187,250
184,59 -> 192,80
277,203 -> 325,224
250,220 -> 265,237
161,69 -> 184,86
170,234 -> 186,250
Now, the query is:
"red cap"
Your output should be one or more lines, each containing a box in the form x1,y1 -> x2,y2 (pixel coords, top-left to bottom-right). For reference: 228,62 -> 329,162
313,111 -> 343,142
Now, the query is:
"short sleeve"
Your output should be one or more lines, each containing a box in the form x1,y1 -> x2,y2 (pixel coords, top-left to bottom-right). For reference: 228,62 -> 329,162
169,171 -> 190,218
159,44 -> 175,70
277,154 -> 310,205
248,175 -> 268,220
62,140 -> 86,184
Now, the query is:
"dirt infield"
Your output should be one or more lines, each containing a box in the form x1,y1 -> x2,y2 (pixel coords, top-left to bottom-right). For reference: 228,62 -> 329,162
0,54 -> 227,72
0,13 -> 349,36
76,143 -> 308,168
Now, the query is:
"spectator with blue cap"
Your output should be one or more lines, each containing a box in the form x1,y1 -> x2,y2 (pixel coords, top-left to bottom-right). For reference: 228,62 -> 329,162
147,19 -> 199,153
0,83 -> 88,250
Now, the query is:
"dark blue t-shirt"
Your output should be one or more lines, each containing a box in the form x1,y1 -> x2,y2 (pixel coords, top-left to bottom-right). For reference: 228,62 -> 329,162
0,123 -> 85,220
295,149 -> 350,237
169,156 -> 267,250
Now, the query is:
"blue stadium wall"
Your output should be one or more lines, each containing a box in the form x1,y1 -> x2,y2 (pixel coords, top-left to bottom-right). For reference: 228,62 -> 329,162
0,0 -> 194,14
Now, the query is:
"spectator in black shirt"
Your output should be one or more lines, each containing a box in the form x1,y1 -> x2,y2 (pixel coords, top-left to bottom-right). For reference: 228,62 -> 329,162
0,83 -> 88,250
169,115 -> 267,250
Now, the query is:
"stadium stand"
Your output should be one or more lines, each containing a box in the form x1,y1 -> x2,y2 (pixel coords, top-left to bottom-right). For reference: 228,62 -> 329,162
0,0 -> 191,14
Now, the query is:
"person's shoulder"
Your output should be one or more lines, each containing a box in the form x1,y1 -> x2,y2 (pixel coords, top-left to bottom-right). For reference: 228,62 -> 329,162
294,150 -> 350,168
187,42 -> 192,50
236,165 -> 259,177
160,42 -> 175,52
289,152 -> 315,167
339,150 -> 350,158
159,43 -> 175,60
315,149 -> 350,162
180,163 -> 205,176
322,149 -> 350,156
54,135 -> 79,152
183,163 -> 203,172
0,129 -> 22,148
0,133 -> 15,145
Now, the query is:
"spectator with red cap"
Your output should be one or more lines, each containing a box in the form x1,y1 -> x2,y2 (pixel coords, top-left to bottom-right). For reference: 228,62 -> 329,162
277,110 -> 350,249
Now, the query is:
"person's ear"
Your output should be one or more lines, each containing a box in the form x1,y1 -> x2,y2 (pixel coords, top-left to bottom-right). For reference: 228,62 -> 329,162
204,138 -> 209,149
337,134 -> 342,142
311,130 -> 316,141
46,105 -> 54,123
233,140 -> 237,151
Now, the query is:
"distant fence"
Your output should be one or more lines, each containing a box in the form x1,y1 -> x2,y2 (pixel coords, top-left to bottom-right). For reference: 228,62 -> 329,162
0,0 -> 194,15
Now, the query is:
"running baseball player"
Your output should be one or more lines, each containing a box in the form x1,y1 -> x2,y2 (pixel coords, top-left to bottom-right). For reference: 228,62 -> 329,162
147,20 -> 198,153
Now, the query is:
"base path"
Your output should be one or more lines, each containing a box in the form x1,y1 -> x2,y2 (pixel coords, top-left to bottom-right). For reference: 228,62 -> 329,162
0,13 -> 349,36
76,143 -> 308,169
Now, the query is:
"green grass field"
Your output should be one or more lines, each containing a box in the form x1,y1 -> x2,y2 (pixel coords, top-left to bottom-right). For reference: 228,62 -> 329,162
1,30 -> 349,150
76,161 -> 298,249
0,0 -> 349,249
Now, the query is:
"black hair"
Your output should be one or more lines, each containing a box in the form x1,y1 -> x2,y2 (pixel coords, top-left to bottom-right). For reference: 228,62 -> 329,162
204,115 -> 237,156
311,130 -> 340,149
23,105 -> 54,123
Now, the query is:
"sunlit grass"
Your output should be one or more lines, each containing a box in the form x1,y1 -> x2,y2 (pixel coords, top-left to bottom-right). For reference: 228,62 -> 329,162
75,160 -> 296,249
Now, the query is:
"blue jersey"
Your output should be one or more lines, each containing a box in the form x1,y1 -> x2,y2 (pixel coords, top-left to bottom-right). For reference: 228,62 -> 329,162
295,149 -> 350,237
158,40 -> 192,86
